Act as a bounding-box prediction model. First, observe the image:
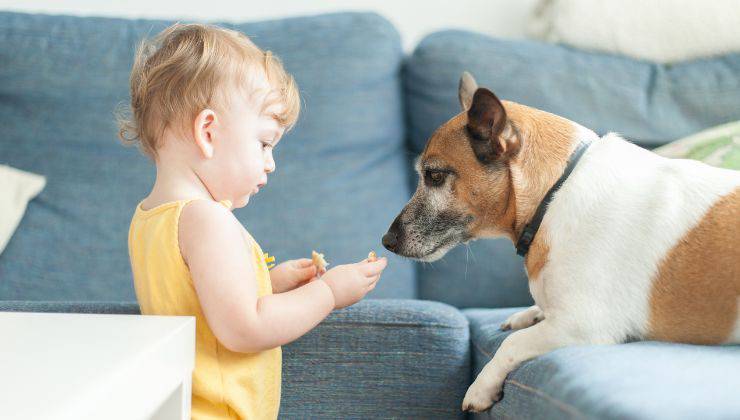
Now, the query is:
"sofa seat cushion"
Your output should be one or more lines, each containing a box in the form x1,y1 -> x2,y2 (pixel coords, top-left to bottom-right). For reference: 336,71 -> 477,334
465,308 -> 740,420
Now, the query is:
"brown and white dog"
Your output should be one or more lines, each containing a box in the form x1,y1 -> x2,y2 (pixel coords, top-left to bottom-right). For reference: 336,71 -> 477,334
382,72 -> 740,412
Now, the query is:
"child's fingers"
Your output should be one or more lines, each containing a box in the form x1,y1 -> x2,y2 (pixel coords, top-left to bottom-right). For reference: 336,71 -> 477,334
364,274 -> 380,287
296,258 -> 314,268
300,264 -> 318,278
358,257 -> 387,277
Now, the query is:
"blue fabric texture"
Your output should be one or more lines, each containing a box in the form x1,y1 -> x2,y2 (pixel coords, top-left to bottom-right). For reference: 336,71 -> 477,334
3,10 -> 740,419
465,308 -> 740,420
0,300 -> 141,314
282,299 -> 470,418
404,29 -> 740,309
415,238 -> 533,309
0,11 -> 415,300
405,30 -> 740,151
0,299 -> 471,419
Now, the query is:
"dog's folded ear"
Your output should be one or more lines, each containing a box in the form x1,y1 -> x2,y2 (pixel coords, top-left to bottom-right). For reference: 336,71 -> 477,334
458,71 -> 478,111
466,88 -> 519,163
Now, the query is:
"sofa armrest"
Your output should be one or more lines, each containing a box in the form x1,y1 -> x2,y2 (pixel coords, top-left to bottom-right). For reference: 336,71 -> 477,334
0,300 -> 140,314
282,299 -> 470,418
0,299 -> 471,418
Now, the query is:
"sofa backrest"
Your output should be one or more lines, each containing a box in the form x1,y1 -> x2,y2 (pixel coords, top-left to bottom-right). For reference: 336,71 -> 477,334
404,30 -> 740,308
0,11 -> 416,301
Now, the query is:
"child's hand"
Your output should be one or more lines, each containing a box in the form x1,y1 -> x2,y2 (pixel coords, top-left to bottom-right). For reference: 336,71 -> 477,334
270,259 -> 318,293
321,257 -> 388,309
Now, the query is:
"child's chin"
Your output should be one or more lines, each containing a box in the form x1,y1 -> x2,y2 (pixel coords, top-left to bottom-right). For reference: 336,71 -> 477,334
233,196 -> 250,208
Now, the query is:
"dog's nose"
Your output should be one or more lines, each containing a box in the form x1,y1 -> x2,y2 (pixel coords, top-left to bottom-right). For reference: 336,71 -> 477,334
382,231 -> 398,252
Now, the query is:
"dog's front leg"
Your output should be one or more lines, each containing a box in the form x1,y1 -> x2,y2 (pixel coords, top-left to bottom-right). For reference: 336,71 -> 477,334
500,305 -> 544,331
462,320 -> 569,412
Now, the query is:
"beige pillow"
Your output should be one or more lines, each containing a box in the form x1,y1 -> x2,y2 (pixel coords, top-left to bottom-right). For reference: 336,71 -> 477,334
0,165 -> 46,255
528,0 -> 740,63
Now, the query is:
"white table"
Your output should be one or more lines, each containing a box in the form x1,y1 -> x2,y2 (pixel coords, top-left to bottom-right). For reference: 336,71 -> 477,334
0,312 -> 195,420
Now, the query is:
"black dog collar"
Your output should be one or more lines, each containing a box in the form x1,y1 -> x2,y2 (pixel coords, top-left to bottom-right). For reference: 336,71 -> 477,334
515,140 -> 593,257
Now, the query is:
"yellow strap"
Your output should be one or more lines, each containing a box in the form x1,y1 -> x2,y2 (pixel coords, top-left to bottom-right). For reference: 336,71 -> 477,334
263,253 -> 276,269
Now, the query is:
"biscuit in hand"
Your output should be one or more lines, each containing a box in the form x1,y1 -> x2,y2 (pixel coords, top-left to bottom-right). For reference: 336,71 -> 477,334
312,250 -> 329,273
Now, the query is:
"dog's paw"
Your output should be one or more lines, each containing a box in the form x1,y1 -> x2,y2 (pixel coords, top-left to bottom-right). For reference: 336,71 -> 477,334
501,305 -> 544,331
461,379 -> 503,412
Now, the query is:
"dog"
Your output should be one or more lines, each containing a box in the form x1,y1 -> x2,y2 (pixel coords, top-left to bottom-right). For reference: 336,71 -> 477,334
382,72 -> 740,412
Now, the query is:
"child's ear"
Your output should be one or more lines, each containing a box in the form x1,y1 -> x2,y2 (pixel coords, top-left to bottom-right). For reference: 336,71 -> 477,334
193,109 -> 217,159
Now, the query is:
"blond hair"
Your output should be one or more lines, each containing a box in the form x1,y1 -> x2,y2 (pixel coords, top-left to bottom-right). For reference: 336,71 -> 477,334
117,23 -> 300,158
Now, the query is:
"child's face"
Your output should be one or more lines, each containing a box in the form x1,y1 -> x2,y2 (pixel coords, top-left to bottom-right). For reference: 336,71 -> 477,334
203,91 -> 284,208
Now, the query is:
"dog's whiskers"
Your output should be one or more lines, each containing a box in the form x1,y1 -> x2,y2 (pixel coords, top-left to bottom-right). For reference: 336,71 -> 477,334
464,244 -> 470,281
466,242 -> 477,263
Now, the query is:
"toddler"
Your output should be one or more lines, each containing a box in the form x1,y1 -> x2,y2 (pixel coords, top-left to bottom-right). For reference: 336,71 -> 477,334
120,23 -> 387,419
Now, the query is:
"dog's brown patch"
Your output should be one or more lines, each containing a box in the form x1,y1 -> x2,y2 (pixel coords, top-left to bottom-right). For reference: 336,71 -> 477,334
504,102 -> 580,238
423,113 -> 512,235
647,187 -> 740,344
422,102 -> 580,244
525,232 -> 550,280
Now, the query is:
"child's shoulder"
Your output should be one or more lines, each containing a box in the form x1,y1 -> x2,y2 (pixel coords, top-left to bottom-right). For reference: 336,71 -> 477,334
178,199 -> 248,257
180,199 -> 240,232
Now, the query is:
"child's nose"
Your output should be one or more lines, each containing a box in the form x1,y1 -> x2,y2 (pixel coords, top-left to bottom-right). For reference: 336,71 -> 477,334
265,156 -> 276,173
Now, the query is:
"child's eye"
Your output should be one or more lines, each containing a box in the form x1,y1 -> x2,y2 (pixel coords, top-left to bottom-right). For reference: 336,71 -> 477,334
261,141 -> 272,150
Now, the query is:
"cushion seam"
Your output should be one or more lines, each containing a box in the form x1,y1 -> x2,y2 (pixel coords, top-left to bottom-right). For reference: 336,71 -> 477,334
472,340 -> 586,419
321,321 -> 467,329
505,379 -> 586,419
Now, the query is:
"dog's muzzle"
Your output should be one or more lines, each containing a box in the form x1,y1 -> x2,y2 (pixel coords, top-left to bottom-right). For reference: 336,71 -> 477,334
382,217 -> 401,253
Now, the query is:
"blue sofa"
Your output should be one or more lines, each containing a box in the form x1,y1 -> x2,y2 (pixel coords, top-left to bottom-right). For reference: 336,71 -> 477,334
1,11 -> 739,419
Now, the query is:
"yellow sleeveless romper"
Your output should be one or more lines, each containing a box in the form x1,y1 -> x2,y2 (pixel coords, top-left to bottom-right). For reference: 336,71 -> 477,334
128,199 -> 281,419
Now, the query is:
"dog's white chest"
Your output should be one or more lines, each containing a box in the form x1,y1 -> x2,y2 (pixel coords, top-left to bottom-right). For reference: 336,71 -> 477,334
527,134 -> 740,341
528,277 -> 549,311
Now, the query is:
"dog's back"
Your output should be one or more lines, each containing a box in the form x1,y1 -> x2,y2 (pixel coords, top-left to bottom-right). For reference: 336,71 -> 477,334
539,133 -> 740,345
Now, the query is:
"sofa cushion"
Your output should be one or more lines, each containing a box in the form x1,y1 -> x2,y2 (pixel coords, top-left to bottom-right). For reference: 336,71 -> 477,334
405,30 -> 740,150
283,299 -> 470,418
0,299 -> 471,419
464,308 -> 740,420
414,239 -> 532,309
0,11 -> 415,300
404,30 -> 740,308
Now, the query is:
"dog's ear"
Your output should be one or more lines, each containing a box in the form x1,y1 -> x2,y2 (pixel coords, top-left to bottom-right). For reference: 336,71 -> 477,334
466,88 -> 519,163
458,71 -> 478,111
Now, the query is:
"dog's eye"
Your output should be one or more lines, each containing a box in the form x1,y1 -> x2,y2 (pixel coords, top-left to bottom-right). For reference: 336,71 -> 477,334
425,170 -> 447,187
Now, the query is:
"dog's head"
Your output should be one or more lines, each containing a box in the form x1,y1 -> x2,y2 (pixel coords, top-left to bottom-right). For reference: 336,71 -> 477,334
382,72 -> 522,261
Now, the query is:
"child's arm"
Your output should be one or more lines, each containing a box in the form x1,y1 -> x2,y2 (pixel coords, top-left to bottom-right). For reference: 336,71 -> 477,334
178,200 -> 332,352
269,258 -> 318,293
178,200 -> 385,353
